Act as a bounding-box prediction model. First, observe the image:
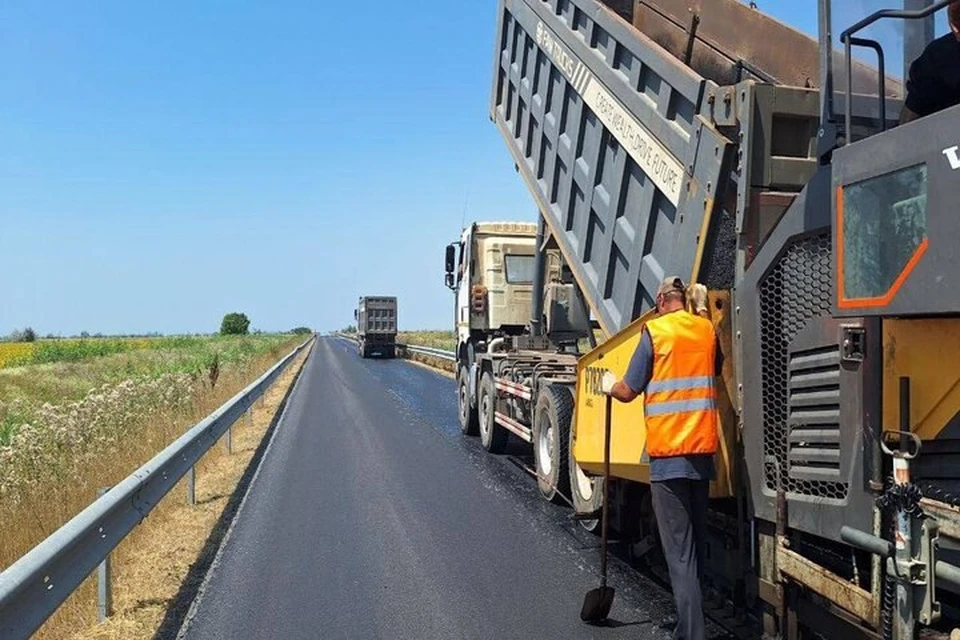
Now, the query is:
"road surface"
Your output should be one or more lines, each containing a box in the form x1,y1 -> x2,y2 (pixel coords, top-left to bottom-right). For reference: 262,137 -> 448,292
179,337 -> 727,640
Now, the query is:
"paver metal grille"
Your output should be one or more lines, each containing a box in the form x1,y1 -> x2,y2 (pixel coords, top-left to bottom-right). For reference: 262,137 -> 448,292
760,233 -> 848,500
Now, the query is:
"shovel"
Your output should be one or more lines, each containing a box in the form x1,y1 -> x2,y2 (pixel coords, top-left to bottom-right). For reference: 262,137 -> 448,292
580,394 -> 615,623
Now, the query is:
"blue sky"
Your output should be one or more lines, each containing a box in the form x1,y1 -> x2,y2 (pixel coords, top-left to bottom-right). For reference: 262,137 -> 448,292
0,1 -> 948,335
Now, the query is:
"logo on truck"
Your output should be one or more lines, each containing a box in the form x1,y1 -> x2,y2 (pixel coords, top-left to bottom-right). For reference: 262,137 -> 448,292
534,20 -> 684,207
945,145 -> 960,171
583,366 -> 609,397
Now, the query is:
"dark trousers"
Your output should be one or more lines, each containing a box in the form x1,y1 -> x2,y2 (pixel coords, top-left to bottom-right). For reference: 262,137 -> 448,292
650,478 -> 709,640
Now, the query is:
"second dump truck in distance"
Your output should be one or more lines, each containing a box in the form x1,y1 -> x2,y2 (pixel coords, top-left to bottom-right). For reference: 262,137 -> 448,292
355,295 -> 398,358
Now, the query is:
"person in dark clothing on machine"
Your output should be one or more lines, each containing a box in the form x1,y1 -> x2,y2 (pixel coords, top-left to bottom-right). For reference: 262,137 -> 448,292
900,2 -> 960,123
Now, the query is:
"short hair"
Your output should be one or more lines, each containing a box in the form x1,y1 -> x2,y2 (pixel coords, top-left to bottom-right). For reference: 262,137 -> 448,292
661,289 -> 686,305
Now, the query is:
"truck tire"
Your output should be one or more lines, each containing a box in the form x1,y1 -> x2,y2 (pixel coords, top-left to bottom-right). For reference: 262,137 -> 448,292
533,384 -> 573,504
569,416 -> 604,532
478,372 -> 507,454
458,366 -> 479,436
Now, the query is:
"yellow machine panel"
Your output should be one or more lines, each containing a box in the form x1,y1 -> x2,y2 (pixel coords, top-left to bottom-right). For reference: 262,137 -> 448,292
883,318 -> 960,441
572,292 -> 738,498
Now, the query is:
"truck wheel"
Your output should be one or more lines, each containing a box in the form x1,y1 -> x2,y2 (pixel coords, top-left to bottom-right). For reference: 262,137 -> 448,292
458,366 -> 479,436
533,385 -> 573,504
478,372 -> 507,454
569,422 -> 604,532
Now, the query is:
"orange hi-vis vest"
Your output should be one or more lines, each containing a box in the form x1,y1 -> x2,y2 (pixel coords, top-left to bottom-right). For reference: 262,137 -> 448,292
643,310 -> 719,458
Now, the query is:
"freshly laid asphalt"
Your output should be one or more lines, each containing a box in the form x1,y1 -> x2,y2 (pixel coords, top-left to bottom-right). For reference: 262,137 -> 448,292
178,336 -> 730,640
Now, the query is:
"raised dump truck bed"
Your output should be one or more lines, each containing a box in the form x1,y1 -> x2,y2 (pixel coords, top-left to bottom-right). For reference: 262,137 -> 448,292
492,0 -> 733,335
491,0 -> 897,337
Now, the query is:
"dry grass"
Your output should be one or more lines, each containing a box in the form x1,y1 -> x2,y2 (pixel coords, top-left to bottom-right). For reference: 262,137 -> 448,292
28,345 -> 311,640
0,338 -> 307,639
398,330 -> 455,352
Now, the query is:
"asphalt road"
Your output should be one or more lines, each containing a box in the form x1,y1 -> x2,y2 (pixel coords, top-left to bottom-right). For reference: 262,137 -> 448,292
178,336 -> 723,640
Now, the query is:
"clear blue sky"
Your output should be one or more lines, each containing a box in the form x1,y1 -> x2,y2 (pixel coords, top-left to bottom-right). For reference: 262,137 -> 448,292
0,1 -> 947,336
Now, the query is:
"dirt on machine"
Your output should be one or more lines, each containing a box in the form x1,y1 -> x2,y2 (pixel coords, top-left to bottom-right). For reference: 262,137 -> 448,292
445,0 -> 960,638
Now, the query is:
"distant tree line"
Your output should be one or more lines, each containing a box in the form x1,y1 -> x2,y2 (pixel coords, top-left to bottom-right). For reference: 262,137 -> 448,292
5,327 -> 36,343
3,314 -> 311,342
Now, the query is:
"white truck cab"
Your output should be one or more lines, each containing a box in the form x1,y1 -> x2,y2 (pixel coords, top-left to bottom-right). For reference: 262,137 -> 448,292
445,222 -> 539,361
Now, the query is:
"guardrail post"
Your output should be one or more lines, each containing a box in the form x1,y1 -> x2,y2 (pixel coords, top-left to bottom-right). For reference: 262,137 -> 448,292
97,487 -> 113,623
187,466 -> 196,506
246,406 -> 253,426
225,425 -> 232,455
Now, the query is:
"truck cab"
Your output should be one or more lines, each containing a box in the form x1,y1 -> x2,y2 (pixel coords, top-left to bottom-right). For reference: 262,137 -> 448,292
444,222 -> 538,365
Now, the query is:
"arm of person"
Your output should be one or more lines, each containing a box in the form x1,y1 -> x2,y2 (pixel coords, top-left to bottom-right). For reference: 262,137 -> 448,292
601,329 -> 653,403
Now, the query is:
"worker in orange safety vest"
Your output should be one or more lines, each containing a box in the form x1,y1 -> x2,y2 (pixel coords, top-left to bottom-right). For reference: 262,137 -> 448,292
601,276 -> 722,640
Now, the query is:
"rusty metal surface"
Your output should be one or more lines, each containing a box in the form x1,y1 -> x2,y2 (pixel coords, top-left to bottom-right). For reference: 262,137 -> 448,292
777,546 -> 876,624
757,577 -> 782,607
632,0 -> 902,94
921,498 -> 960,541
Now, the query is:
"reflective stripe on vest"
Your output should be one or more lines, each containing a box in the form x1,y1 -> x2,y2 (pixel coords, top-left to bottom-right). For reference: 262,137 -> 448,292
643,310 -> 719,458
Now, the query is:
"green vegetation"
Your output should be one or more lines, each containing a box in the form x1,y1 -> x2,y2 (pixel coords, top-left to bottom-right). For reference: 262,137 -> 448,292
19,338 -> 133,365
398,330 -> 456,352
291,326 -> 312,335
220,312 -> 251,335
0,334 -> 300,446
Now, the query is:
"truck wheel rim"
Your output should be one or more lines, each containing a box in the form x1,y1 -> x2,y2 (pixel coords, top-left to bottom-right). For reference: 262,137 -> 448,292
537,416 -> 554,477
480,393 -> 490,438
459,379 -> 468,422
574,461 -> 594,500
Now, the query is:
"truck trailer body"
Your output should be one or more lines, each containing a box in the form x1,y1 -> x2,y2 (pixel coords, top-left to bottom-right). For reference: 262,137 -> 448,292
355,296 -> 397,358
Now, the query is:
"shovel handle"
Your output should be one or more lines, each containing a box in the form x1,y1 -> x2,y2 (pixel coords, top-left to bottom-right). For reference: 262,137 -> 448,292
600,395 -> 612,587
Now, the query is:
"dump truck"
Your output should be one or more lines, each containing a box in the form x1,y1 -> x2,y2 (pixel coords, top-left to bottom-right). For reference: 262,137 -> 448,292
355,296 -> 397,358
462,0 -> 960,637
446,221 -> 603,503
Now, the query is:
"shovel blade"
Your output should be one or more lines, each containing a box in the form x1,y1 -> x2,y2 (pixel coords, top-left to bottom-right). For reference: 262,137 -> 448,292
580,586 -> 615,622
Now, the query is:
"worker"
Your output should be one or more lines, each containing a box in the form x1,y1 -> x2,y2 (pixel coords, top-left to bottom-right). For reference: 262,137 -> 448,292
899,2 -> 960,124
600,277 -> 722,640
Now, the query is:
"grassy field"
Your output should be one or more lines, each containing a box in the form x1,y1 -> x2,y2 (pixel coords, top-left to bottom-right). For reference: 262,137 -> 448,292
0,333 -> 304,597
397,330 -> 456,352
0,335 -> 230,370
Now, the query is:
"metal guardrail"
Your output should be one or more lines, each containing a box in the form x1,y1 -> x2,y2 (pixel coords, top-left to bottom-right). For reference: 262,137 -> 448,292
333,333 -> 455,363
0,336 -> 314,639
403,344 -> 455,362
